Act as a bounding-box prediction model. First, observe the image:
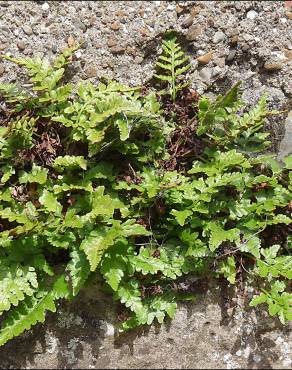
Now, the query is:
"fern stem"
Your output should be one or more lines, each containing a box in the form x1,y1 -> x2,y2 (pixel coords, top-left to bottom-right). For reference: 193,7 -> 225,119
171,43 -> 176,102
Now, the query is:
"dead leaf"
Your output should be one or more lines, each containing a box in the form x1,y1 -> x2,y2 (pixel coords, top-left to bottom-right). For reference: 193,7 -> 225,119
67,35 -> 76,48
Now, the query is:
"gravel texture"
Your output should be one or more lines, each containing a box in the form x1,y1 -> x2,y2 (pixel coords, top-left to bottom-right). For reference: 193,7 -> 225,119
0,1 -> 291,95
0,0 -> 291,149
0,1 -> 291,368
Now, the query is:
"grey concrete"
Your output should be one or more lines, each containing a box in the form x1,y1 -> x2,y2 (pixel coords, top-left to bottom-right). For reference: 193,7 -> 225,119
0,278 -> 291,369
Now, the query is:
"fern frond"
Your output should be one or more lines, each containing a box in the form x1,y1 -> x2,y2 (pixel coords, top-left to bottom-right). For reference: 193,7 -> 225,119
19,164 -> 48,184
0,83 -> 32,111
67,247 -> 91,296
154,36 -> 191,101
0,292 -> 55,346
80,228 -> 115,271
53,155 -> 87,171
197,83 -> 271,152
0,115 -> 36,159
0,275 -> 69,346
39,189 -> 62,214
0,263 -> 38,314
197,82 -> 242,136
1,47 -> 77,109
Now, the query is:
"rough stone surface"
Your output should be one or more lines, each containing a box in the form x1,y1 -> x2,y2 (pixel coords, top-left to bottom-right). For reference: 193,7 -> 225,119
213,31 -> 226,44
0,279 -> 291,369
0,0 -> 288,148
246,10 -> 258,20
0,1 -> 291,368
278,111 -> 292,160
197,51 -> 213,65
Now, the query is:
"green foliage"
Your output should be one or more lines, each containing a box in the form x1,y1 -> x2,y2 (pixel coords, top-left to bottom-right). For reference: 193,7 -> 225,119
154,35 -> 191,101
0,262 -> 38,313
0,36 -> 290,346
219,256 -> 236,284
0,46 -> 77,115
53,156 -> 87,171
250,280 -> 292,324
0,115 -> 36,160
257,245 -> 292,279
197,83 -> 271,152
0,275 -> 69,346
67,247 -> 90,296
19,164 -> 48,184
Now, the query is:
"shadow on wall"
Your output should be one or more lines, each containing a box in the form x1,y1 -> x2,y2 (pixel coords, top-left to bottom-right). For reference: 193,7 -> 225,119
0,278 -> 289,369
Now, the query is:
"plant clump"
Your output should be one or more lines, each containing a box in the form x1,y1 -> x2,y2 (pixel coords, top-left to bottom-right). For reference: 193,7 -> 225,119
0,35 -> 291,346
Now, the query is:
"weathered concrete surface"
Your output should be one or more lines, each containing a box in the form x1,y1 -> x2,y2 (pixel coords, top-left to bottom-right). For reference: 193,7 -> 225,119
278,111 -> 292,160
0,0 -> 291,150
0,279 -> 291,369
0,0 -> 291,151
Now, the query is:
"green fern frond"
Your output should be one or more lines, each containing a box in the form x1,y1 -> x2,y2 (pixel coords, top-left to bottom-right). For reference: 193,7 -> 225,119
80,228 -> 115,272
0,275 -> 69,346
0,263 -> 38,314
197,83 -> 271,152
19,164 -> 48,184
197,82 -> 242,136
53,155 -> 88,171
1,47 -> 77,110
154,36 -> 191,101
0,83 -> 32,111
67,247 -> 91,296
0,115 -> 37,159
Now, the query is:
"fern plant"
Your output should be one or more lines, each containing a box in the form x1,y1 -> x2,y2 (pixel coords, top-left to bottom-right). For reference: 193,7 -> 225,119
0,36 -> 290,347
154,35 -> 191,101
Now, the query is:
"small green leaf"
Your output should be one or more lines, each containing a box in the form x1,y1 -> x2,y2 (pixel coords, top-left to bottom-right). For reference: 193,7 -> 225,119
115,117 -> 130,141
67,247 -> 90,296
283,155 -> 292,169
261,245 -> 280,261
80,228 -> 114,271
121,220 -> 151,237
53,156 -> 87,171
101,252 -> 127,291
171,209 -> 193,226
39,190 -> 62,214
219,256 -> 236,284
271,280 -> 286,293
207,223 -> 240,252
19,164 -> 48,184
0,166 -> 15,184
239,235 -> 261,259
250,293 -> 267,306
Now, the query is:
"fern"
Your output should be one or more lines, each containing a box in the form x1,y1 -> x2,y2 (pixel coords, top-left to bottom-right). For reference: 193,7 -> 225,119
1,46 -> 78,116
67,247 -> 91,296
250,280 -> 292,324
80,228 -> 116,272
39,190 -> 62,215
0,262 -> 38,313
0,115 -> 36,160
196,83 -> 271,152
154,36 -> 191,101
0,36 -> 290,347
2,46 -> 77,94
0,83 -> 31,112
219,256 -> 236,284
19,164 -> 48,184
53,155 -> 88,171
0,275 -> 69,346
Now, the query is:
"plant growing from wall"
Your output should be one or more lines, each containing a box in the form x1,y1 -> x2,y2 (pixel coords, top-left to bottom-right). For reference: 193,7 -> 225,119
154,35 -> 191,101
0,36 -> 290,346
